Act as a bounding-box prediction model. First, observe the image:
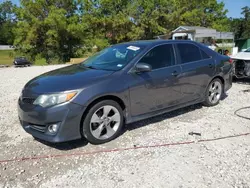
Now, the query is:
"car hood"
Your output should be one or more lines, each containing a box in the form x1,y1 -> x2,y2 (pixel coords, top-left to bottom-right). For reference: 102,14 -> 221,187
24,64 -> 114,94
231,52 -> 250,60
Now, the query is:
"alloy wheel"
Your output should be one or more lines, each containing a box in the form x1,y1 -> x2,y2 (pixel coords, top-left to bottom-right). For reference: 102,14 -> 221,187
208,80 -> 222,104
90,105 -> 121,140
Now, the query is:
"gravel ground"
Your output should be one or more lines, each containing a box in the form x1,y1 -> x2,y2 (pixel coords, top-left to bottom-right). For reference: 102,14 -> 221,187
0,65 -> 250,188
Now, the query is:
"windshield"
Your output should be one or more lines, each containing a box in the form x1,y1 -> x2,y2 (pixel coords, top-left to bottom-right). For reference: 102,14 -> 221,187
80,44 -> 145,71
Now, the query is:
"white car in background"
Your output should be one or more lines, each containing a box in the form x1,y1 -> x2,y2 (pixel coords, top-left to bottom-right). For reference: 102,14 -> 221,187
232,48 -> 250,78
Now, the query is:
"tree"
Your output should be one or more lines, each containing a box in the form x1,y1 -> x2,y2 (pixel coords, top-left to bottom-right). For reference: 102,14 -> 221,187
229,18 -> 243,40
128,0 -> 175,39
0,1 -> 16,45
241,6 -> 250,38
81,0 -> 230,44
80,0 -> 138,45
14,0 -> 83,63
13,0 -> 230,64
229,6 -> 250,40
169,0 -> 229,31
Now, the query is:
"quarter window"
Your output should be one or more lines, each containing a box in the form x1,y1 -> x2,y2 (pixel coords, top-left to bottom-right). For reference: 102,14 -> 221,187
139,44 -> 175,70
200,49 -> 211,59
177,43 -> 202,64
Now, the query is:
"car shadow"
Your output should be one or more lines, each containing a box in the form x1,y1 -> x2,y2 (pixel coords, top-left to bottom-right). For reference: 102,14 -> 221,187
126,92 -> 230,132
34,137 -> 89,150
233,77 -> 250,85
221,93 -> 228,101
123,103 -> 203,132
36,100 -> 230,151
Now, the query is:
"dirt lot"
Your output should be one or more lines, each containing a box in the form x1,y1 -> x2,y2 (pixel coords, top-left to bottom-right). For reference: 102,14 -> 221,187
0,65 -> 250,188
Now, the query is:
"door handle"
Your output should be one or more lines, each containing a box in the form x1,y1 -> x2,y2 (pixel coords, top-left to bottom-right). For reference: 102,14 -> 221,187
172,71 -> 179,77
208,64 -> 213,68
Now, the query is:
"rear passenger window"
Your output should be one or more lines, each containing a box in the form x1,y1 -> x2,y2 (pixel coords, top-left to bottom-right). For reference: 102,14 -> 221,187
177,43 -> 202,64
200,49 -> 211,59
139,44 -> 175,70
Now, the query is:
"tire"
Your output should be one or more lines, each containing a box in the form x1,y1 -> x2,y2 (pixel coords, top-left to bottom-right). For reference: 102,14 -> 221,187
203,78 -> 223,107
81,100 -> 124,145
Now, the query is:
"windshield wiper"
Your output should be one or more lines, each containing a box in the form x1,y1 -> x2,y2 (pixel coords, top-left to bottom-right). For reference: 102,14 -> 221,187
82,64 -> 99,70
79,64 -> 114,71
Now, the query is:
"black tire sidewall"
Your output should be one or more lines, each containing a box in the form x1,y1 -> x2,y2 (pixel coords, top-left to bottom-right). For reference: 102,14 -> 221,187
203,78 -> 223,107
81,100 -> 124,145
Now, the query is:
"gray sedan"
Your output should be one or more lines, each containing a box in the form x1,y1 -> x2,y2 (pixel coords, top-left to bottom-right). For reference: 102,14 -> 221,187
18,40 -> 233,144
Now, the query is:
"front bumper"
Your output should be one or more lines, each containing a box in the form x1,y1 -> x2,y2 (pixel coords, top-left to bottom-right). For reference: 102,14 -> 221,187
18,100 -> 86,143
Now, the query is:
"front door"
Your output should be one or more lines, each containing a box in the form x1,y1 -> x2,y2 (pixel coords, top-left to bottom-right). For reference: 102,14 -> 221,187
128,44 -> 183,117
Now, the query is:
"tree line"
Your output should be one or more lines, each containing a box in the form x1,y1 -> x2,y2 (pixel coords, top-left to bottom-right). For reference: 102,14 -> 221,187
0,0 -> 249,64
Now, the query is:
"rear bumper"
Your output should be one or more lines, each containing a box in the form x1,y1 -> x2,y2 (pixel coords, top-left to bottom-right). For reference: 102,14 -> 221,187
224,71 -> 233,92
18,100 -> 86,143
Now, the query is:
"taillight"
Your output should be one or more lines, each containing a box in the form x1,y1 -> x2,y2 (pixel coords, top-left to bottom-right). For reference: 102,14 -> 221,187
229,58 -> 233,64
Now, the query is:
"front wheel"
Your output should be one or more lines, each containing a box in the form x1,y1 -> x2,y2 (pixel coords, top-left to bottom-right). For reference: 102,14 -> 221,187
81,100 -> 124,145
203,79 -> 223,107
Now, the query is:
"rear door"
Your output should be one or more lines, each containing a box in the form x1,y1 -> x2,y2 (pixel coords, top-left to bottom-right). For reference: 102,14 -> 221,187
176,43 -> 216,103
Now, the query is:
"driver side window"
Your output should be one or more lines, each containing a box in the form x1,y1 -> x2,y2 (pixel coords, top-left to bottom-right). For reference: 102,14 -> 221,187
139,44 -> 175,70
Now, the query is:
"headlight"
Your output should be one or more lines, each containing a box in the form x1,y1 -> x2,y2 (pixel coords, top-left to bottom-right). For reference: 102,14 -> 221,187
33,91 -> 77,107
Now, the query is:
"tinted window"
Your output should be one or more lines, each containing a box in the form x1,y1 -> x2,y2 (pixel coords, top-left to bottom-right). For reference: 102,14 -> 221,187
139,44 -> 175,69
177,43 -> 202,64
201,49 -> 210,59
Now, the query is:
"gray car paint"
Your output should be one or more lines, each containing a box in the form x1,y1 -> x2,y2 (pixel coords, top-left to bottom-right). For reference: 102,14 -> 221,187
18,40 -> 233,143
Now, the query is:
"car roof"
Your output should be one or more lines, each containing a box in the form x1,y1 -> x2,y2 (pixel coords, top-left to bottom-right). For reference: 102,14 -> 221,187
15,56 -> 26,59
116,40 -> 201,48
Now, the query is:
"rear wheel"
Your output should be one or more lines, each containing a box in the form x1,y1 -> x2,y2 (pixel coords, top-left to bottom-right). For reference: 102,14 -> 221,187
203,79 -> 223,107
81,100 -> 124,144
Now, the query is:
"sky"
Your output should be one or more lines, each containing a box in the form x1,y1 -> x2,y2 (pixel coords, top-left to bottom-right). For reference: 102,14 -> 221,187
219,0 -> 250,18
7,0 -> 250,18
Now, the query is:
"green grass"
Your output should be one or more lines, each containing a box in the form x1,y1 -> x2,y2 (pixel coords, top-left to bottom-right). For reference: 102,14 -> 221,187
0,49 -> 84,66
0,50 -> 50,66
0,50 -> 18,65
34,58 -> 47,66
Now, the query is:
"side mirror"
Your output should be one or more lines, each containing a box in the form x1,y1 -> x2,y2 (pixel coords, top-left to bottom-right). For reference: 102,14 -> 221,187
135,63 -> 152,73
